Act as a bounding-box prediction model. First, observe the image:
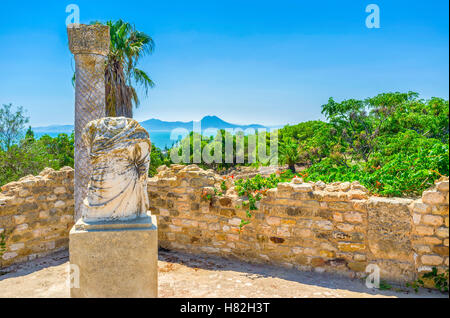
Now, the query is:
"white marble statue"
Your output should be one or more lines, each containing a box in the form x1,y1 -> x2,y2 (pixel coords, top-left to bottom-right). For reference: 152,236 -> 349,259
81,117 -> 151,222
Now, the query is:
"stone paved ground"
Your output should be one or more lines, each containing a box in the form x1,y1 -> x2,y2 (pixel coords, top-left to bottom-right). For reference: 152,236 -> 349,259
0,250 -> 446,298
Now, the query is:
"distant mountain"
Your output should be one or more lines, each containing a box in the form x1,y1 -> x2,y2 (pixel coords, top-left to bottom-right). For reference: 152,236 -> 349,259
140,115 -> 266,132
32,115 -> 267,134
32,124 -> 75,134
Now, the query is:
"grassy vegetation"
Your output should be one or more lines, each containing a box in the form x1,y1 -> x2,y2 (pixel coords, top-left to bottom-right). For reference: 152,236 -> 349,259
1,91 -> 448,198
0,127 -> 74,186
166,91 -> 449,197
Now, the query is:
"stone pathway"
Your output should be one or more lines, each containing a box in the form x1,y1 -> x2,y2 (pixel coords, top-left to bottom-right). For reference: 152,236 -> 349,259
0,250 -> 446,298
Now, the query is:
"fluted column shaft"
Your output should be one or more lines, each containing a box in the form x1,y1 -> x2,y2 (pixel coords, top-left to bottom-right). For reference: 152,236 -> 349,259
67,24 -> 110,220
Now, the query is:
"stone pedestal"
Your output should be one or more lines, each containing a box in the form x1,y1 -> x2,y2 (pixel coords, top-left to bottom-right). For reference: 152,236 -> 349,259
69,213 -> 158,298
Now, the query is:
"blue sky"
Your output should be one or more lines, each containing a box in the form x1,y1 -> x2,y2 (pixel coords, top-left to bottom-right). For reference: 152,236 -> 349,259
0,0 -> 448,127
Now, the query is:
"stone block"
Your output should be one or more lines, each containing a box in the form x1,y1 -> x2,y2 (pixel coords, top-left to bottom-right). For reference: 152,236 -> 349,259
422,191 -> 446,205
69,214 -> 158,298
436,227 -> 449,238
265,216 -> 281,226
344,212 -> 363,223
436,181 -> 449,192
412,201 -> 430,214
421,255 -> 443,266
422,215 -> 443,226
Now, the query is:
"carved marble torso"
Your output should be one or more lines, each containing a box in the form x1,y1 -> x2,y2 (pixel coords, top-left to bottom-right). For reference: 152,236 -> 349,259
81,117 -> 151,222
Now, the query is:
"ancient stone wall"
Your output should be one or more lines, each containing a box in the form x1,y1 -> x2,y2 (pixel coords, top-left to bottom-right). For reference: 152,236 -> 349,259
1,164 -> 448,285
0,167 -> 74,267
411,182 -> 449,276
149,165 -> 449,283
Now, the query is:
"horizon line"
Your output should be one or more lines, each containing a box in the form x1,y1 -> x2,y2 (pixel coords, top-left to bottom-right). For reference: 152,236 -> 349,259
31,115 -> 296,129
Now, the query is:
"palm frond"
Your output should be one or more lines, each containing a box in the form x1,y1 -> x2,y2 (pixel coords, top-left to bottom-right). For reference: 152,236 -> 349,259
77,19 -> 156,118
132,68 -> 154,95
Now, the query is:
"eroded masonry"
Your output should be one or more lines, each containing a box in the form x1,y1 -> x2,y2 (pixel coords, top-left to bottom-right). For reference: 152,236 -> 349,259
1,164 -> 448,284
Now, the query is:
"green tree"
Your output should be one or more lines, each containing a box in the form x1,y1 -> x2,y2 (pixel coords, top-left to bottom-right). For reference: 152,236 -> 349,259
368,93 -> 449,142
0,103 -> 29,150
304,92 -> 449,197
25,126 -> 35,140
279,137 -> 300,173
148,144 -> 168,177
37,133 -> 75,168
279,120 -> 334,164
0,132 -> 74,187
0,141 -> 53,185
321,97 -> 376,162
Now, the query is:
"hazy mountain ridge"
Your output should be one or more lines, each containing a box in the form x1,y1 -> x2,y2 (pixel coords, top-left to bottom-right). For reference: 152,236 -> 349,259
32,115 -> 267,133
31,124 -> 75,134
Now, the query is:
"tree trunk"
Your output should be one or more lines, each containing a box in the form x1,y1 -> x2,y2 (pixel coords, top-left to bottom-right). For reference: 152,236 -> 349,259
104,60 -> 133,118
288,163 -> 296,173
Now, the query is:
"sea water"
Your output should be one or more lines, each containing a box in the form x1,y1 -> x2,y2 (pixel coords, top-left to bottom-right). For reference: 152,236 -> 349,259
34,131 -> 184,150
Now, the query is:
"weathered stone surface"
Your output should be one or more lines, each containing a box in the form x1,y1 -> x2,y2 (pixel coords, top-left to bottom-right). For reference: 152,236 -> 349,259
338,242 -> 365,252
422,215 -> 443,226
2,163 -> 448,286
100,163 -> 450,284
367,197 -> 412,261
415,226 -> 434,236
9,243 -> 24,251
344,212 -> 363,223
422,191 -> 447,205
421,255 -> 443,266
266,216 -> 281,226
432,245 -> 449,256
294,228 -> 313,238
54,187 -> 66,195
67,25 -> 110,221
13,215 -> 26,224
291,184 -> 313,192
67,24 -> 110,56
436,181 -> 449,192
369,260 -> 416,282
412,201 -> 431,214
70,215 -> 158,297
336,223 -> 355,232
431,205 -> 449,216
81,117 -> 151,221
436,227 -> 449,238
2,252 -> 18,260
347,261 -> 367,272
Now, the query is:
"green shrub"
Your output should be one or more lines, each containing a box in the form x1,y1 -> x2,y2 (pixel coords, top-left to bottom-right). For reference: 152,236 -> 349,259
0,133 -> 75,187
0,233 -> 6,257
303,133 -> 448,197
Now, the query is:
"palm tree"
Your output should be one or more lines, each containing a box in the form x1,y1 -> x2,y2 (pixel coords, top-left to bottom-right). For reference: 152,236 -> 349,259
103,20 -> 155,117
279,137 -> 300,173
74,20 -> 155,118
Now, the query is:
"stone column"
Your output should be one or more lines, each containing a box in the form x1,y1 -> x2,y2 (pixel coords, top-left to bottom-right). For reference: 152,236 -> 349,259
67,24 -> 110,220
